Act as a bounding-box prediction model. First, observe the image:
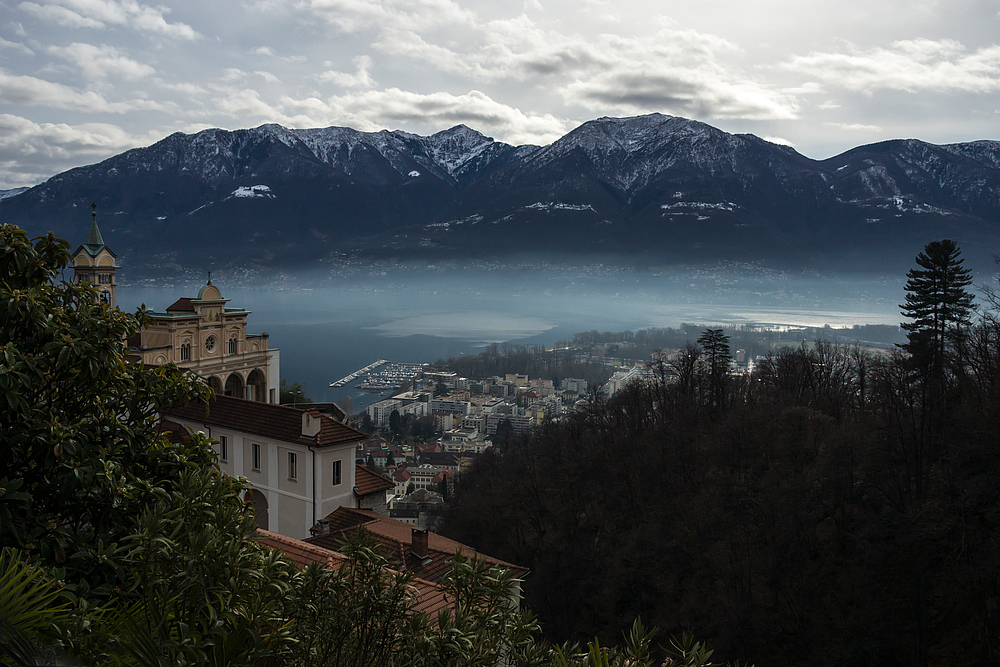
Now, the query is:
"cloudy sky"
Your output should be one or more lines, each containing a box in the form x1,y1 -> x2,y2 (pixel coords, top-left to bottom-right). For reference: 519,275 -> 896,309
1,0 -> 999,188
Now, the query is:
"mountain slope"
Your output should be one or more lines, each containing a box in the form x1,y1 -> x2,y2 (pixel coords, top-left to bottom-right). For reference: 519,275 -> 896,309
2,114 -> 998,273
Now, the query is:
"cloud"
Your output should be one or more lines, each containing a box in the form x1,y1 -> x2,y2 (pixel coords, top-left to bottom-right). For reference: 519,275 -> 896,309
826,122 -> 882,132
563,70 -> 798,120
782,39 -> 1000,93
255,70 -> 280,83
18,0 -> 199,39
0,113 -> 157,187
318,55 -> 375,88
334,13 -> 799,122
0,69 -> 167,112
318,88 -> 572,145
48,43 -> 155,80
299,0 -> 475,33
205,85 -> 571,145
0,37 -> 34,55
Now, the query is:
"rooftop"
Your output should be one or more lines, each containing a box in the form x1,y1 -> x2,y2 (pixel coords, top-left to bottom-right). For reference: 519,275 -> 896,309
355,465 -> 395,497
307,507 -> 527,583
256,529 -> 450,617
167,394 -> 366,448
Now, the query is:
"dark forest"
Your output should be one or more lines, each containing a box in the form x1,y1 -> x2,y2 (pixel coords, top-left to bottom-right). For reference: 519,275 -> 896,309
444,243 -> 1000,666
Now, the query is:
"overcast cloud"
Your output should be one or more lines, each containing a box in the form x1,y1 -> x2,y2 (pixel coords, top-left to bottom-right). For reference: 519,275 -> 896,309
0,0 -> 997,188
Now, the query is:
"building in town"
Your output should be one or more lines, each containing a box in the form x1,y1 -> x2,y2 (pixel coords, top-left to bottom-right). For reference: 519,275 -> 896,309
131,280 -> 279,403
164,395 -> 366,539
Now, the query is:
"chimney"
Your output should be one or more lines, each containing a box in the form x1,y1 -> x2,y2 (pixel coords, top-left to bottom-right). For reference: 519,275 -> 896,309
411,528 -> 429,559
301,410 -> 321,438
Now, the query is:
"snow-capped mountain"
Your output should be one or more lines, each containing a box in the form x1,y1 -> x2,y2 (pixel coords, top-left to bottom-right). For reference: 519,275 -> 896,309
2,113 -> 998,273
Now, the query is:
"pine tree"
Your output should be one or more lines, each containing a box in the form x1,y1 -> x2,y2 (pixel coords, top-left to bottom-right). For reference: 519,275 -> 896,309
697,328 -> 731,409
900,239 -> 975,381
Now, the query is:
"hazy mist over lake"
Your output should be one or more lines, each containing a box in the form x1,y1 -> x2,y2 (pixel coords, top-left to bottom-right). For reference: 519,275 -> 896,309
119,264 -> 908,405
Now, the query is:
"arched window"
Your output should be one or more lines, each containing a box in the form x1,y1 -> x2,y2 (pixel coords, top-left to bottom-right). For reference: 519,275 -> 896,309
180,342 -> 191,361
228,337 -> 237,355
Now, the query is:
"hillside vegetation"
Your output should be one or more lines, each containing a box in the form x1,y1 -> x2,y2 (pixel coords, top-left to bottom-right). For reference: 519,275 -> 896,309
445,244 -> 1000,666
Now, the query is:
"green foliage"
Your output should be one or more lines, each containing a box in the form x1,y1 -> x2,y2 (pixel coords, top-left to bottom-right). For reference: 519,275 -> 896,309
0,548 -> 74,666
389,409 -> 402,435
900,239 -> 975,376
446,321 -> 1000,664
279,378 -> 313,404
284,531 -> 417,667
0,224 -> 213,595
105,466 -> 295,666
1,225 -> 746,666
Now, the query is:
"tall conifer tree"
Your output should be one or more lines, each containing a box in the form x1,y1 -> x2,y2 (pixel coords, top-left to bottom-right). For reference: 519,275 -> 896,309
900,239 -> 975,380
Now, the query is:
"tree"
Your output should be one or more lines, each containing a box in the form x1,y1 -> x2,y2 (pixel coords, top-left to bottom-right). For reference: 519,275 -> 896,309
389,409 -> 402,436
1,225 -> 301,664
0,225 -> 213,592
280,378 -> 312,404
698,328 -> 732,409
434,381 -> 450,397
900,239 -> 975,382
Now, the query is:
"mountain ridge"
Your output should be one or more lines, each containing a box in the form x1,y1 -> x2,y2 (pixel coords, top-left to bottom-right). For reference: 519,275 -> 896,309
3,113 -> 998,275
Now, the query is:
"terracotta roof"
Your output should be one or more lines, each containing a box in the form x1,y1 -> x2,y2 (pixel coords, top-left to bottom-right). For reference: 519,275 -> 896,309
418,452 -> 460,467
166,297 -> 196,313
166,394 -> 366,448
257,529 -> 450,617
431,470 -> 455,484
307,507 -> 528,583
393,468 -> 411,482
355,465 -> 395,497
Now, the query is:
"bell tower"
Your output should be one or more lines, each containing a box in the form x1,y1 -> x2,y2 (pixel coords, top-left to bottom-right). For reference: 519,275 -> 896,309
72,204 -> 118,308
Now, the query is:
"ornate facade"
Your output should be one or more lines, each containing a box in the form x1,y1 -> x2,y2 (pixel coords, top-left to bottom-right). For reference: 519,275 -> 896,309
72,208 -> 278,403
133,281 -> 280,403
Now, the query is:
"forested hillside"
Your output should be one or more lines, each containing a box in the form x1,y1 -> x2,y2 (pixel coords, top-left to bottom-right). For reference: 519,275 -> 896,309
444,244 -> 1000,666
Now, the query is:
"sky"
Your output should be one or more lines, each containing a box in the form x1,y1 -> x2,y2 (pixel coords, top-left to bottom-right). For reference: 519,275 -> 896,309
1,0 -> 999,189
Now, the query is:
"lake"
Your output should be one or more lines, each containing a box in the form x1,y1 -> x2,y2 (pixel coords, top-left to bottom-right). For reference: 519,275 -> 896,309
119,267 -> 906,406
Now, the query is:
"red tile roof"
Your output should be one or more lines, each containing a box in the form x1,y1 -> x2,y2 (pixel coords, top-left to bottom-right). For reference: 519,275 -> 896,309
167,394 -> 366,448
256,529 -> 451,617
431,470 -> 455,484
307,507 -> 527,583
355,465 -> 395,497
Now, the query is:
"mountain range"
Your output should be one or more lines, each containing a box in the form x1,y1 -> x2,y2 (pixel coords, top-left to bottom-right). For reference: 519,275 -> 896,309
3,113 -> 998,275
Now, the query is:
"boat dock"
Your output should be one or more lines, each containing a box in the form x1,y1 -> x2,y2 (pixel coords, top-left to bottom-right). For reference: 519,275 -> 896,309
330,360 -> 388,387
355,362 -> 426,391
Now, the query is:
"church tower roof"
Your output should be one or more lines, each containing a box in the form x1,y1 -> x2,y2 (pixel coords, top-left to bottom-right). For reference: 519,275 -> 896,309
78,204 -> 115,258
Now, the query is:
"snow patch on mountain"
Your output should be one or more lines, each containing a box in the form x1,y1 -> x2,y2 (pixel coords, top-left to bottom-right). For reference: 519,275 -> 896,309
232,185 -> 275,198
661,201 -> 737,212
525,202 -> 595,212
0,187 -> 29,200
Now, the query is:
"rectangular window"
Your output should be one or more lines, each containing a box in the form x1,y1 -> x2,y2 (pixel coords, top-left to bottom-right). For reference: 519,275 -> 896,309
288,452 -> 297,481
252,443 -> 261,471
332,460 -> 342,486
219,435 -> 228,462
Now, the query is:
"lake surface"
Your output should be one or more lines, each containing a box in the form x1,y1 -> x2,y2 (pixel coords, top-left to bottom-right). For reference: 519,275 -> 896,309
119,268 -> 905,406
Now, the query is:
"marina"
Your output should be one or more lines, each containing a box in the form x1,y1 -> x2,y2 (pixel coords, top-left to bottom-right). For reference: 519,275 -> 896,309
355,362 -> 427,391
330,359 -> 388,387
